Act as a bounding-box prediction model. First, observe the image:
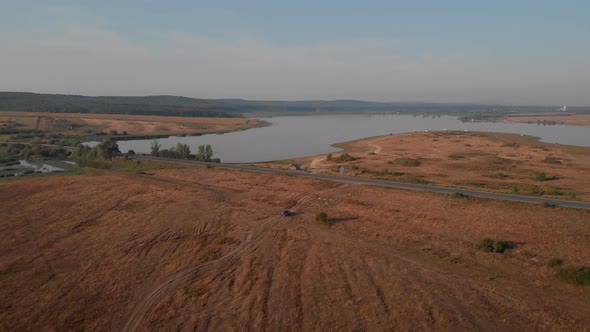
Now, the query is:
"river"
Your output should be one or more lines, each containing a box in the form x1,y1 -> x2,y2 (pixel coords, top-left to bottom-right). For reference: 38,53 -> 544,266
109,114 -> 589,163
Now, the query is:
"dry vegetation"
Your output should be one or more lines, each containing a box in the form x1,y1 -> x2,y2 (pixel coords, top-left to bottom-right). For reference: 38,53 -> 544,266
1,166 -> 590,330
504,114 -> 590,127
292,131 -> 590,201
0,111 -> 261,136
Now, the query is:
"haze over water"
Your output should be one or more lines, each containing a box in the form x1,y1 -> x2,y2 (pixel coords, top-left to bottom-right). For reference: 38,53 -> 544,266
113,114 -> 590,163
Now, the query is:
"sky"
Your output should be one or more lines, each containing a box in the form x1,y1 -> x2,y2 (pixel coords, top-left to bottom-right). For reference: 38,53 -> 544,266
1,1 -> 589,105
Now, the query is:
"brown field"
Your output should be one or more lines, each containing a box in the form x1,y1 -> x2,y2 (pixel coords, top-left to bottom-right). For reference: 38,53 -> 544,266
1,167 -> 590,330
504,114 -> 590,127
287,131 -> 590,202
0,111 -> 259,136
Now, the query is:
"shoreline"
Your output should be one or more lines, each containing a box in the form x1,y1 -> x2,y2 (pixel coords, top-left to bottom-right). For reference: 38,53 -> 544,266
257,130 -> 590,203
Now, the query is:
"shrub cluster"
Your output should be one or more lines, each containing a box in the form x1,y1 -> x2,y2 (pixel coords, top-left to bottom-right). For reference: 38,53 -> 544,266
555,265 -> 590,286
390,158 -> 421,166
316,212 -> 332,225
477,238 -> 505,253
327,153 -> 355,163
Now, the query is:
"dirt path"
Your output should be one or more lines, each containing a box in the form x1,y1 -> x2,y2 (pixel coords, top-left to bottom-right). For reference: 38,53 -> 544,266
308,155 -> 326,173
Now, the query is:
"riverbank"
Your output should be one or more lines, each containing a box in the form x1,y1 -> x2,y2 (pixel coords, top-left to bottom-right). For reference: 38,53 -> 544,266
0,111 -> 270,137
263,130 -> 590,202
502,113 -> 590,127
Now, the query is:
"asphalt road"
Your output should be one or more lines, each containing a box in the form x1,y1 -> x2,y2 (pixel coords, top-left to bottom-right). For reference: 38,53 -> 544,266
134,155 -> 590,210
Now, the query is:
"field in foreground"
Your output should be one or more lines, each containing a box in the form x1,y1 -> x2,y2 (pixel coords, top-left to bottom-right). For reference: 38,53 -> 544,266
1,167 -> 590,330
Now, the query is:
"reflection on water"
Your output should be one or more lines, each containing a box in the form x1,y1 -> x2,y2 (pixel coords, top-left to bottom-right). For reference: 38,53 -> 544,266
108,114 -> 589,163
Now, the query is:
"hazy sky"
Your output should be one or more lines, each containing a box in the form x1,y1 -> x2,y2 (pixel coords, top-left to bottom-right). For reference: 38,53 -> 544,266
1,1 -> 589,105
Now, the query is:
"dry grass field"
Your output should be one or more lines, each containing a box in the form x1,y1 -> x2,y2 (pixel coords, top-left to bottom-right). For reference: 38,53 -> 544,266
290,131 -> 590,202
1,166 -> 590,330
0,111 -> 260,136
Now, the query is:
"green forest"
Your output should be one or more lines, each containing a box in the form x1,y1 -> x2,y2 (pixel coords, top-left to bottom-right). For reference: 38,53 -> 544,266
2,92 -> 587,118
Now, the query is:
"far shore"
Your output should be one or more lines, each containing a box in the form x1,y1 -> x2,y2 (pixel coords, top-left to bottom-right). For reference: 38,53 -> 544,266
502,113 -> 590,127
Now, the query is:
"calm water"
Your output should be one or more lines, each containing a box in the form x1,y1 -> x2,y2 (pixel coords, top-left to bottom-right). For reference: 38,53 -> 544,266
111,114 -> 589,163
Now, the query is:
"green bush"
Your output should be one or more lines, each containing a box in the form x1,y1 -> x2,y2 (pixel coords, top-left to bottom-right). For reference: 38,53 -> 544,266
543,156 -> 561,164
448,154 -> 465,160
547,258 -> 563,267
491,172 -> 508,179
451,192 -> 468,199
555,265 -> 590,285
390,158 -> 421,166
331,153 -> 355,163
533,171 -> 547,181
477,238 -> 505,253
316,212 -> 331,225
407,176 -> 427,184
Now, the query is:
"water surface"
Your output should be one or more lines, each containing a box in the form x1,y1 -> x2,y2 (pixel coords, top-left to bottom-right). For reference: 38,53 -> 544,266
112,114 -> 590,163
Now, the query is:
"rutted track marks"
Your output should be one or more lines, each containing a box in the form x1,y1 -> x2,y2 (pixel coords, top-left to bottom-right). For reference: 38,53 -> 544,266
123,185 -> 344,331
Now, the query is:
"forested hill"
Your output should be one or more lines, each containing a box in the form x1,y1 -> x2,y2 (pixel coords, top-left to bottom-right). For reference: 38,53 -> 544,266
0,92 -> 496,116
2,92 -> 580,117
0,92 -> 237,117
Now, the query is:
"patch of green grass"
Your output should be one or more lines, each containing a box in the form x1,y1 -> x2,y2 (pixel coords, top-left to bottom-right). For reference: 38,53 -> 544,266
407,176 -> 428,184
448,154 -> 465,160
533,145 -> 550,151
543,156 -> 562,164
532,171 -> 547,181
465,180 -> 486,187
547,258 -> 563,267
390,157 -> 421,166
477,238 -> 505,253
555,265 -> 590,285
328,153 -> 355,163
191,287 -> 205,297
502,142 -> 520,148
491,172 -> 508,179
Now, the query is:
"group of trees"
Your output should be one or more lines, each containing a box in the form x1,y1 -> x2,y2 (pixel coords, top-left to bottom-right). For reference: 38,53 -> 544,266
2,143 -> 68,160
150,141 -> 219,162
72,140 -> 121,166
0,92 -> 237,117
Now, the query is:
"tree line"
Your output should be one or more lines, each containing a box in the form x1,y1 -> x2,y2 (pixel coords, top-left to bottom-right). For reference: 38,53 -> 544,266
150,141 -> 220,162
0,92 -> 237,118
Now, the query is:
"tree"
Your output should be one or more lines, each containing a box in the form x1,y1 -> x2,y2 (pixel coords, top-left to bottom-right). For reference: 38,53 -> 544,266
100,140 -> 120,159
196,145 -> 206,161
150,140 -> 161,156
175,143 -> 191,159
205,144 -> 213,161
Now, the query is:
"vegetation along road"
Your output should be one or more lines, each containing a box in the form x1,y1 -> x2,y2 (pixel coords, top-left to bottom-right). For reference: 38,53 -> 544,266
134,155 -> 590,210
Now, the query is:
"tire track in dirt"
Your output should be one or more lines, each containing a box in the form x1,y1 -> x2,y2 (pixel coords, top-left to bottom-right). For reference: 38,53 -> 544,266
122,185 -> 344,332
